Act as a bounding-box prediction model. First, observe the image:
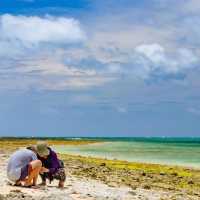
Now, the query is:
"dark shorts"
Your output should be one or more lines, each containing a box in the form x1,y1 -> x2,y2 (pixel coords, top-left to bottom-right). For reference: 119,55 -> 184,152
20,164 -> 29,181
40,168 -> 66,183
52,168 -> 66,182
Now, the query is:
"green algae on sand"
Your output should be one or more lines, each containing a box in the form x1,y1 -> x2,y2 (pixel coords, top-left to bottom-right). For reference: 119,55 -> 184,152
60,154 -> 200,196
0,138 -> 99,151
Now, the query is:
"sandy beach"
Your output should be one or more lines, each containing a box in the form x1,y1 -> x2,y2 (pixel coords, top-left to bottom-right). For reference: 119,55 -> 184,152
0,140 -> 200,200
0,152 -> 157,200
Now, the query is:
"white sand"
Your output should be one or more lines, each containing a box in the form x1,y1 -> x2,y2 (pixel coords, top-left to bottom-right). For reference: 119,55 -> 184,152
0,153 -> 198,200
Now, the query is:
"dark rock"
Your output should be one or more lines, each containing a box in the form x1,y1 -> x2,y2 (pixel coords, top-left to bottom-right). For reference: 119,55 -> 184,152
188,180 -> 194,184
128,191 -> 137,196
142,172 -> 146,176
131,185 -> 137,190
143,185 -> 151,190
100,163 -> 106,166
171,172 -> 178,176
160,172 -> 166,176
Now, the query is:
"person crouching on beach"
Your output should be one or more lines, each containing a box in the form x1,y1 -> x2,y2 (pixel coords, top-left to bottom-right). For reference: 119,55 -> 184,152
36,142 -> 66,188
7,148 -> 42,187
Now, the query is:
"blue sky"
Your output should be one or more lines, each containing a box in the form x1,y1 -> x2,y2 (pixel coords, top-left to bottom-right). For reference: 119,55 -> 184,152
0,0 -> 200,137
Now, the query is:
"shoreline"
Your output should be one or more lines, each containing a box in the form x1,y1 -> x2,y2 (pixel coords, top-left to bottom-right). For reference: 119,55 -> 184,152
58,151 -> 200,170
53,140 -> 200,170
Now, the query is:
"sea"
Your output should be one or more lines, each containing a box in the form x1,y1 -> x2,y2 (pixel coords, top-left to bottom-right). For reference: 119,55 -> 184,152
54,137 -> 200,168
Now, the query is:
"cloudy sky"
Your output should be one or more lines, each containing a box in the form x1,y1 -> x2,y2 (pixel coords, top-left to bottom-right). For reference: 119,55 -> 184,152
0,0 -> 199,137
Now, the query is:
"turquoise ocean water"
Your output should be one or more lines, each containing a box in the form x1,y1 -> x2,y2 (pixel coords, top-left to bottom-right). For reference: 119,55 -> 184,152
54,137 -> 200,168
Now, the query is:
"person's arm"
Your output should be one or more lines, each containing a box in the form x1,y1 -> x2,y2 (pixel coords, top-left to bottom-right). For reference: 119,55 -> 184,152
48,151 -> 60,175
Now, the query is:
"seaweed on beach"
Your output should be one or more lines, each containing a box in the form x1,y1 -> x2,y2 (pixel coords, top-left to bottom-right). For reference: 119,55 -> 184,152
60,154 -> 200,197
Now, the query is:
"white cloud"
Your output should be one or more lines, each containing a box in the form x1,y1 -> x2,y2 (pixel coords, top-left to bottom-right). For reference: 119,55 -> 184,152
26,57 -> 115,90
0,52 -> 115,91
135,44 -> 165,64
134,43 -> 198,75
21,57 -> 97,76
39,75 -> 115,91
85,26 -> 173,64
0,10 -> 199,91
0,14 -> 109,91
0,14 -> 86,46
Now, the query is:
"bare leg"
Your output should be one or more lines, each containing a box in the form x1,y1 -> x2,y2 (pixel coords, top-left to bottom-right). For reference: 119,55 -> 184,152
39,173 -> 47,186
24,160 -> 42,186
32,168 -> 40,186
58,180 -> 65,188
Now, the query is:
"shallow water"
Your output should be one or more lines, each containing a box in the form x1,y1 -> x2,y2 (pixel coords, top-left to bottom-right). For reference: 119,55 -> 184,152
54,138 -> 200,168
